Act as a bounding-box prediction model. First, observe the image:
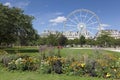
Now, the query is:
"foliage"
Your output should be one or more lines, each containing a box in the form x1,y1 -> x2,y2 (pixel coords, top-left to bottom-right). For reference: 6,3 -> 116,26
39,48 -> 120,79
58,35 -> 68,46
8,56 -> 39,71
39,33 -> 68,46
39,34 -> 60,46
73,38 -> 79,45
114,38 -> 120,47
46,34 -> 58,46
40,56 -> 65,74
96,34 -> 114,47
0,3 -> 39,46
0,49 -> 8,55
0,49 -> 8,65
95,31 -> 120,47
0,47 -> 120,79
86,39 -> 96,46
1,54 -> 19,67
79,35 -> 86,46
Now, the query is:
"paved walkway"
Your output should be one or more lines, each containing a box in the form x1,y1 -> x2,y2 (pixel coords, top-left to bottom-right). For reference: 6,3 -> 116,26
110,50 -> 120,52
104,48 -> 120,52
69,47 -> 120,52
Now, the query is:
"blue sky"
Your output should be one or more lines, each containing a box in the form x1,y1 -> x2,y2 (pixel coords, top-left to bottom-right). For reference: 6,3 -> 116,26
0,0 -> 120,34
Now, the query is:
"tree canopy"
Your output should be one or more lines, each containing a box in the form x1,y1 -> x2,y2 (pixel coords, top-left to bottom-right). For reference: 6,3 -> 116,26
0,4 -> 38,46
96,31 -> 115,47
79,35 -> 86,46
58,35 -> 68,46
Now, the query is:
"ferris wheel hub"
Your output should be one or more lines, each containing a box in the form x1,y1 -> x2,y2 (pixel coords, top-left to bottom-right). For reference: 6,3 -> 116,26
77,23 -> 86,30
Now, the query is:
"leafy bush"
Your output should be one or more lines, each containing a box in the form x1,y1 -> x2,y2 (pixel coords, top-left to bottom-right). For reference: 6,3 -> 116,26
0,49 -> 8,63
40,56 -> 65,74
0,49 -> 8,55
8,56 -> 39,71
39,51 -> 120,79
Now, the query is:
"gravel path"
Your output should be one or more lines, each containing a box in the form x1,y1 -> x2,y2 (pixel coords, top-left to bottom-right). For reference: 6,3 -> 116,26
69,47 -> 120,52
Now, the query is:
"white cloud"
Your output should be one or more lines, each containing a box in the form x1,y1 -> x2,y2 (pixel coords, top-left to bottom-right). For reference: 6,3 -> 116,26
49,16 -> 67,23
3,0 -> 30,9
100,24 -> 110,27
99,24 -> 110,30
4,2 -> 11,7
14,1 -> 30,9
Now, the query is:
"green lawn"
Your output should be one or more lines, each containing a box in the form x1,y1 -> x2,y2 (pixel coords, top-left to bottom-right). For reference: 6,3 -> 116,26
3,47 -> 120,56
0,70 -> 111,80
61,48 -> 120,57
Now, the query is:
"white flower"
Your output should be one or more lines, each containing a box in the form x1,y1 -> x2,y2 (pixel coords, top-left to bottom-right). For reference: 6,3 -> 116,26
15,58 -> 22,65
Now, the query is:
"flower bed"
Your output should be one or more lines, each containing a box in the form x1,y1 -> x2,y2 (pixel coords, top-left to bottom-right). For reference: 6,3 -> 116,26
40,53 -> 120,79
0,49 -> 120,79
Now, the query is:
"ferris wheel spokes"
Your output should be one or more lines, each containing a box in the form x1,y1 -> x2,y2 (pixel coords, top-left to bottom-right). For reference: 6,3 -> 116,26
83,12 -> 88,22
68,18 -> 78,24
87,21 -> 98,27
64,9 -> 101,39
73,14 -> 80,23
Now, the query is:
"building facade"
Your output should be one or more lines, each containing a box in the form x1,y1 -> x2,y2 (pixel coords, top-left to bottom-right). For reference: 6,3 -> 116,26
96,30 -> 120,39
40,29 -> 120,39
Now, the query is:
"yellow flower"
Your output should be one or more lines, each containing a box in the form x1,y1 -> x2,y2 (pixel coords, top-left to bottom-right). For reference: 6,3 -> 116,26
28,57 -> 33,62
106,73 -> 111,78
81,63 -> 85,68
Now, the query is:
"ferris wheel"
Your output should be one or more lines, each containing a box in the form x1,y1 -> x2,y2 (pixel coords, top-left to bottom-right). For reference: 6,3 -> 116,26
64,9 -> 101,39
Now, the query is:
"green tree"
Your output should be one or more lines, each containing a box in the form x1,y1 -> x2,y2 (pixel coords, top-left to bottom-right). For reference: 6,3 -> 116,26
38,37 -> 47,45
114,38 -> 120,47
58,35 -> 68,46
73,38 -> 79,45
46,34 -> 59,46
86,38 -> 96,47
96,33 -> 115,47
79,35 -> 86,47
0,4 -> 38,46
38,33 -> 60,46
67,39 -> 74,46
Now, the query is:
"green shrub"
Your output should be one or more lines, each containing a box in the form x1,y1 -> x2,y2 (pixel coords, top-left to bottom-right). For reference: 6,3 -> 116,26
1,54 -> 19,67
0,49 -> 8,55
40,56 -> 65,74
8,56 -> 39,71
0,49 -> 8,63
